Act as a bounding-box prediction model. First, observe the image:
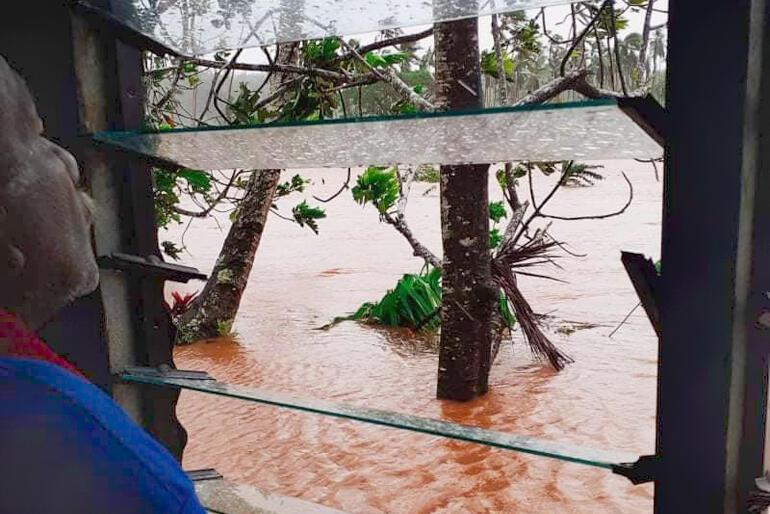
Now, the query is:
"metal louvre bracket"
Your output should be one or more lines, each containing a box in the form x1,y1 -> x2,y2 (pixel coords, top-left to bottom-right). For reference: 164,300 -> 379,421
98,253 -> 207,282
612,455 -> 659,485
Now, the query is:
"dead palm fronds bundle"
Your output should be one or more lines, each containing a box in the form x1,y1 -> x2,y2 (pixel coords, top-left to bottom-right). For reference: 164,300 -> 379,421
748,490 -> 770,513
748,475 -> 770,513
492,234 -> 573,371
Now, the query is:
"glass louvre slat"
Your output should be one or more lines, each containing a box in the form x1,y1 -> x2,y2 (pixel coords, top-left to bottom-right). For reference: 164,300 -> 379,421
93,100 -> 661,171
90,0 -> 578,55
122,371 -> 636,469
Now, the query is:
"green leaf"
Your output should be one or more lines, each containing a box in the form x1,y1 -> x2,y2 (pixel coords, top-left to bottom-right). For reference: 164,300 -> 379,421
292,200 -> 326,234
490,228 -> 503,249
563,162 -> 605,187
382,52 -> 409,65
480,50 -> 514,79
178,169 -> 212,194
489,201 -> 507,224
365,52 -> 389,68
351,166 -> 400,216
322,38 -> 341,61
161,241 -> 183,260
276,174 -> 309,197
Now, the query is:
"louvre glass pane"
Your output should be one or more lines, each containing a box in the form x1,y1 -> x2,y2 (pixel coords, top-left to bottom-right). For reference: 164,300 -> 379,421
122,371 -> 635,469
93,100 -> 661,170
92,0 -> 577,55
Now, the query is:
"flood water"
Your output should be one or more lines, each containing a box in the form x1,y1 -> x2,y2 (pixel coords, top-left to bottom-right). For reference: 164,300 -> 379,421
166,159 -> 662,513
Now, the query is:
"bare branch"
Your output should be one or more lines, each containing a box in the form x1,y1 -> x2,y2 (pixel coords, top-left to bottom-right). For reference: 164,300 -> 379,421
514,70 -> 590,106
321,74 -> 379,93
593,21 -> 605,88
512,162 -> 574,247
313,168 -> 351,203
491,14 -> 509,105
383,213 -> 441,269
560,0 -> 609,77
570,77 -> 627,99
270,209 -> 295,222
608,302 -> 641,338
498,200 -> 530,252
608,4 -> 629,95
184,57 -> 351,82
636,0 -> 656,86
172,169 -> 248,218
152,62 -> 184,114
396,165 -> 418,215
540,8 -> 571,45
200,49 -> 243,124
539,171 -> 634,221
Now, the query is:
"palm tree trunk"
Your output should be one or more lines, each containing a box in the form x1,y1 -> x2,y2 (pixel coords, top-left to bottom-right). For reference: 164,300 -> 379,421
434,14 -> 497,401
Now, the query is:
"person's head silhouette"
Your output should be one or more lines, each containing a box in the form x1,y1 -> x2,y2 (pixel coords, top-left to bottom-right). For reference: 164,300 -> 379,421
0,56 -> 99,329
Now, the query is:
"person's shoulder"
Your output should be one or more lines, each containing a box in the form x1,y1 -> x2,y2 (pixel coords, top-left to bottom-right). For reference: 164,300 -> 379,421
0,357 -> 205,514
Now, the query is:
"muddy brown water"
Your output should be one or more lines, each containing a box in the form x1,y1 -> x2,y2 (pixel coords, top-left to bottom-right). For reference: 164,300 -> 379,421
166,160 -> 661,513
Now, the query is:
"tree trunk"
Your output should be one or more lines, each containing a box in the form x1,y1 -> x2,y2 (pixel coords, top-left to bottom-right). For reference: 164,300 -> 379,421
177,41 -> 296,344
434,16 -> 497,401
177,170 -> 280,343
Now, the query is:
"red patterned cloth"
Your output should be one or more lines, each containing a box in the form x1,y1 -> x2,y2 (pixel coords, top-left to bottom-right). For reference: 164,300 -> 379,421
0,309 -> 81,375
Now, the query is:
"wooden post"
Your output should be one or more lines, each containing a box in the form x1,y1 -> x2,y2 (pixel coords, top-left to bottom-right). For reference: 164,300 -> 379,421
657,1 -> 770,512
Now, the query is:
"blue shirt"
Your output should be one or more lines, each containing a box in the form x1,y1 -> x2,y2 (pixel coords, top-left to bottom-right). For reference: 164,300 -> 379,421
0,357 -> 205,513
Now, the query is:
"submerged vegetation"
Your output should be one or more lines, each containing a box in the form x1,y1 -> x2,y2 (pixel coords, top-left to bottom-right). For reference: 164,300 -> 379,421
323,266 -> 515,332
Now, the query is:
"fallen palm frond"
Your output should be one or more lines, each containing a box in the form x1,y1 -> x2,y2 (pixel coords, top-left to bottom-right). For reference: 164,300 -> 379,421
493,236 -> 573,371
748,490 -> 770,513
322,267 -> 443,330
322,266 -> 515,331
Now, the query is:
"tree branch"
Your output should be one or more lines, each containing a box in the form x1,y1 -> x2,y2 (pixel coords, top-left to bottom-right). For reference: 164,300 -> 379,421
497,200 -> 530,252
396,165 -> 417,215
514,69 -> 590,106
560,0 -> 609,77
384,213 -> 441,269
637,0 -> 656,86
491,14 -> 509,105
570,77 -> 627,99
320,74 -> 379,93
539,171 -> 634,221
182,57 -> 351,82
330,28 -> 434,65
511,162 -> 574,247
608,4 -> 629,95
200,49 -> 242,124
337,38 -> 435,112
172,169 -> 247,218
313,168 -> 351,202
